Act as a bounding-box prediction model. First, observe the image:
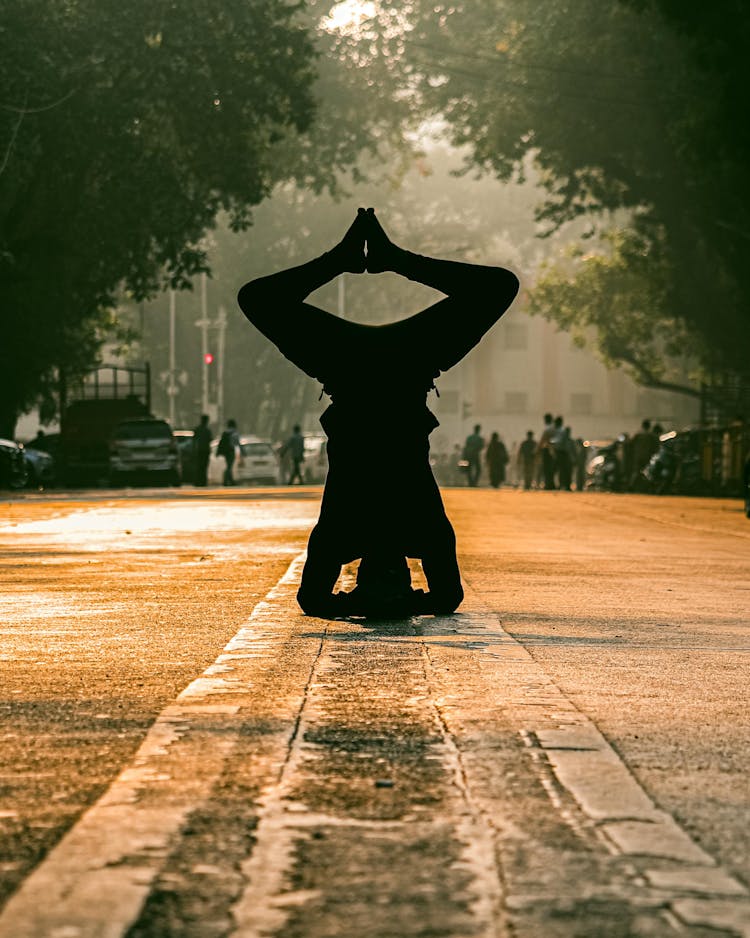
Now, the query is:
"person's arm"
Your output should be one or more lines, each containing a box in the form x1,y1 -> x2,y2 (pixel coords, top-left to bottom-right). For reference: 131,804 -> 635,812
364,209 -> 520,373
236,213 -> 368,381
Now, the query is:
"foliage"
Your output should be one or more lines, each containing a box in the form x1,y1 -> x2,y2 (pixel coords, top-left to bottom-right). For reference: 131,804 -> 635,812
527,229 -> 700,397
0,0 -> 318,436
400,0 -> 750,384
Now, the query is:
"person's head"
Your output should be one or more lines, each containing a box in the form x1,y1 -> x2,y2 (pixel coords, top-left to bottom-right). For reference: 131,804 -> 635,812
474,424 -> 481,434
554,415 -> 563,428
543,412 -> 552,425
565,425 -> 572,436
227,418 -> 237,429
200,414 -> 209,426
641,418 -> 651,432
526,430 -> 534,439
491,431 -> 499,442
293,423 -> 301,434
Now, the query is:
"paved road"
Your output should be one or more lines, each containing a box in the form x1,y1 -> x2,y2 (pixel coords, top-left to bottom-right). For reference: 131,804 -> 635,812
0,487 -> 748,937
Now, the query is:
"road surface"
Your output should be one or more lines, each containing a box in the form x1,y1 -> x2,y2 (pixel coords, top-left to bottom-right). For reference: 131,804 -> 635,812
0,487 -> 748,937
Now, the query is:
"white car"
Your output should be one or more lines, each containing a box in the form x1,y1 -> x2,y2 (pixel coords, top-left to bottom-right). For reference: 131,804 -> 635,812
208,435 -> 282,485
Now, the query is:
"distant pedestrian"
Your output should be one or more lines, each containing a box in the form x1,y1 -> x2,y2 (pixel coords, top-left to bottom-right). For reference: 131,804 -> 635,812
630,418 -> 659,488
485,432 -> 508,488
550,416 -> 570,489
538,413 -> 556,489
281,424 -> 306,484
217,418 -> 240,486
463,424 -> 485,487
518,430 -> 537,490
557,424 -> 576,491
192,414 -> 212,486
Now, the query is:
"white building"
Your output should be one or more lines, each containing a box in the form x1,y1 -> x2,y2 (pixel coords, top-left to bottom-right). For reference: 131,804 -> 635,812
429,310 -> 699,454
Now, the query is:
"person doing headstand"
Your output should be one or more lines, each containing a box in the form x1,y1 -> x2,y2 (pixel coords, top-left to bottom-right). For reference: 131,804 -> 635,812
237,209 -> 519,618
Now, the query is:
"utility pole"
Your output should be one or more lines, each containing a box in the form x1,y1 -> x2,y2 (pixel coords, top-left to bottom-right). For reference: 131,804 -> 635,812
168,289 -> 176,426
198,273 -> 209,414
338,274 -> 345,319
216,305 -> 226,429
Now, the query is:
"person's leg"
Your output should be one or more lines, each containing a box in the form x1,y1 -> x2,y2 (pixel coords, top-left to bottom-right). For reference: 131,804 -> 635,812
297,526 -> 344,617
421,522 -> 464,614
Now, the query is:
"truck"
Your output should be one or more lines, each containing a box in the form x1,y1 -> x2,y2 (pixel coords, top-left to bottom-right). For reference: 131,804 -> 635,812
58,364 -> 151,486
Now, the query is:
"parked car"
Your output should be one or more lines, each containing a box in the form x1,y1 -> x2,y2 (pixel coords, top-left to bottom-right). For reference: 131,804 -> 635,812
173,429 -> 196,483
108,418 -> 181,486
0,439 -> 28,490
208,436 -> 281,485
23,446 -> 56,488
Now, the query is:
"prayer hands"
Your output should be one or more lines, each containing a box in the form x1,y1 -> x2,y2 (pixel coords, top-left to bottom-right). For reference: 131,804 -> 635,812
331,208 -> 399,275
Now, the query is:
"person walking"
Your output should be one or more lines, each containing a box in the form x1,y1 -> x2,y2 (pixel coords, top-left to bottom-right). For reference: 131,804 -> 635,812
282,423 -> 306,484
538,413 -> 556,489
518,430 -> 537,490
192,414 -> 212,486
463,424 -> 485,487
485,431 -> 508,488
630,418 -> 659,489
217,418 -> 240,486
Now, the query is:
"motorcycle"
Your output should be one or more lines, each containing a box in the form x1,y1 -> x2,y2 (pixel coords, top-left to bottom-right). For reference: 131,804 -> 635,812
641,430 -> 704,495
586,440 -> 622,491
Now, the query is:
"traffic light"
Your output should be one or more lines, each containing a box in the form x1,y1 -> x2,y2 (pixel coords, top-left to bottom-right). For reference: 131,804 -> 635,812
203,352 -> 214,365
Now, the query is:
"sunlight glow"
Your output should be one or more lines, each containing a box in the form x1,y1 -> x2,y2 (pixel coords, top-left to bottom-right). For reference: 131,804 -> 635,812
321,0 -> 377,35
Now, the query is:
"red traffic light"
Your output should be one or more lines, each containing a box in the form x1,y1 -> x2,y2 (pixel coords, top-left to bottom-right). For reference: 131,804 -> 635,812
203,352 -> 214,365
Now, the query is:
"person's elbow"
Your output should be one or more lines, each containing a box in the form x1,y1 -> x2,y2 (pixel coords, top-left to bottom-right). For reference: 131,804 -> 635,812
237,278 -> 268,316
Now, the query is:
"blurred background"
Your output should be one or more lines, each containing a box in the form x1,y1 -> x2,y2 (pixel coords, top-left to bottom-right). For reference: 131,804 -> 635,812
2,0 -> 748,482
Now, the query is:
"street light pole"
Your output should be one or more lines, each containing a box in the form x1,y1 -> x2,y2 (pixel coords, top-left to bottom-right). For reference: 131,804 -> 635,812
199,273 -> 209,414
338,274 -> 345,319
216,305 -> 226,429
168,289 -> 176,426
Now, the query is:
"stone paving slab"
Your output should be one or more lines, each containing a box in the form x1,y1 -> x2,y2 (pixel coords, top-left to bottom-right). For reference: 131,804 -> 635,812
671,898 -> 750,937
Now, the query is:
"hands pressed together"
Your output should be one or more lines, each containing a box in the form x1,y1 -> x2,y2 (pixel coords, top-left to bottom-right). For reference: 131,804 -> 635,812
330,207 -> 400,275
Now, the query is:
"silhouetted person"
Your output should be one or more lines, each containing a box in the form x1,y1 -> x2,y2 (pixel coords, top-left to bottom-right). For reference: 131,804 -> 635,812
485,431 -> 508,488
557,424 -> 574,491
518,430 -> 536,490
282,423 -> 306,484
630,418 -> 659,489
464,424 -> 485,487
217,418 -> 240,486
237,208 -> 519,618
538,413 -> 556,489
192,414 -> 212,486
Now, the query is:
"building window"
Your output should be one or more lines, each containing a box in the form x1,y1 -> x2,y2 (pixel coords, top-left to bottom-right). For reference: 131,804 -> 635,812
570,392 -> 593,415
503,323 -> 528,350
504,391 -> 528,414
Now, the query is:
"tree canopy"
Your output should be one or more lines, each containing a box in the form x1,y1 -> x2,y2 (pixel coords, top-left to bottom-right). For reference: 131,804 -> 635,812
0,0 -> 319,436
401,0 -> 750,389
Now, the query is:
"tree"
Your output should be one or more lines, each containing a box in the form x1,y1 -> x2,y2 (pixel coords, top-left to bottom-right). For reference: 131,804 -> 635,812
527,228 -> 700,398
0,0 -> 318,437
400,0 -> 750,386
